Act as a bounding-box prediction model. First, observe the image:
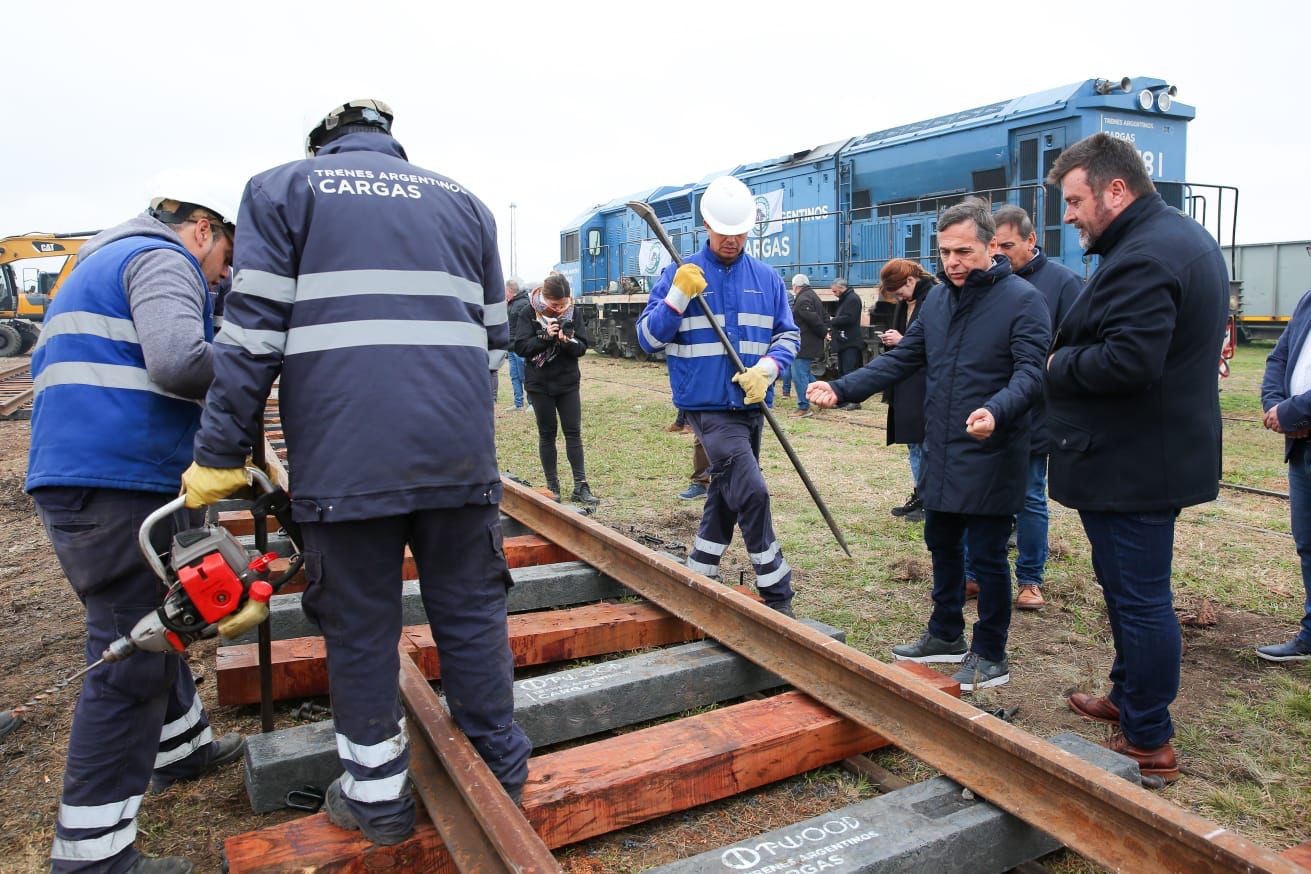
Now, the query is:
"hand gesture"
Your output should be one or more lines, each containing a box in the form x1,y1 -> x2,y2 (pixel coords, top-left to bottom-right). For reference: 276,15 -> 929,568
880,329 -> 902,347
965,408 -> 995,440
807,381 -> 839,409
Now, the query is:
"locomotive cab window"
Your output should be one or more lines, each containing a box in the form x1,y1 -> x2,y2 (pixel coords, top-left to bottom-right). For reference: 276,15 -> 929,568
563,231 -> 580,263
587,230 -> 602,257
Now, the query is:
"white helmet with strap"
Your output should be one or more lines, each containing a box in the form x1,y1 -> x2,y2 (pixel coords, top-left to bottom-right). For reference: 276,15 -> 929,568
700,175 -> 756,235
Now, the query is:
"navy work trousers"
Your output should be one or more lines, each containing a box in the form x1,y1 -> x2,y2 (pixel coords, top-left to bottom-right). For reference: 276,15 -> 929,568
300,504 -> 532,840
35,488 -> 218,874
923,510 -> 1013,662
1079,508 -> 1181,749
683,410 -> 793,606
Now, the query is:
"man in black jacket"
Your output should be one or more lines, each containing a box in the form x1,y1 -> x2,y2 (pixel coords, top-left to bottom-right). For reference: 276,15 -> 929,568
808,199 -> 1049,691
979,206 -> 1083,611
790,273 -> 828,418
1047,133 -> 1227,784
828,278 -> 864,409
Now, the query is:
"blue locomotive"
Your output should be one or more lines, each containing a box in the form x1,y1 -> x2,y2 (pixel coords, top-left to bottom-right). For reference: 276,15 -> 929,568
557,75 -> 1236,361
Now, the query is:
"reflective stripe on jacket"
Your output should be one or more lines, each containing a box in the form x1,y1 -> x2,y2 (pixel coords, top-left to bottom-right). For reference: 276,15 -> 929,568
636,244 -> 798,410
27,236 -> 212,493
194,131 -> 507,522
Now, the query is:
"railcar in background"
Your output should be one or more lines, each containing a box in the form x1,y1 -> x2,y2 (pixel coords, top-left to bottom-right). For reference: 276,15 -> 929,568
558,75 -> 1242,365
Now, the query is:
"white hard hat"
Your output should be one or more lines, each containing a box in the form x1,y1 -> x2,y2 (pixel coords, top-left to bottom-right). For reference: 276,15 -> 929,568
792,273 -> 810,288
306,98 -> 394,156
145,170 -> 239,238
701,176 -> 756,235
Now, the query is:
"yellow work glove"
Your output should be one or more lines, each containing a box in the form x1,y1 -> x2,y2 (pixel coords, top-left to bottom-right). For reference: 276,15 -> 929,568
732,361 -> 776,406
667,263 -> 708,312
180,462 -> 250,508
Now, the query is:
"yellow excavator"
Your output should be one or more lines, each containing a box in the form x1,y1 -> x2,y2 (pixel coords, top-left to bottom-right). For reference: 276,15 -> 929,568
0,232 -> 94,356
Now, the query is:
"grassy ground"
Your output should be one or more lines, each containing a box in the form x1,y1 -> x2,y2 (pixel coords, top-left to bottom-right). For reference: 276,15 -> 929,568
496,342 -> 1310,872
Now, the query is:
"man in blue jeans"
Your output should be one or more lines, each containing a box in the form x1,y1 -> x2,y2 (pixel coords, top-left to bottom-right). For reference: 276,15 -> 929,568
788,273 -> 827,418
1046,134 -> 1228,783
505,278 -> 531,410
1258,287 -> 1311,662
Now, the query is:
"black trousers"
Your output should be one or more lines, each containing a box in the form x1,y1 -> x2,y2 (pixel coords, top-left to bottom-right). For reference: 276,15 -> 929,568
528,388 -> 586,487
35,488 -> 216,873
300,504 -> 532,838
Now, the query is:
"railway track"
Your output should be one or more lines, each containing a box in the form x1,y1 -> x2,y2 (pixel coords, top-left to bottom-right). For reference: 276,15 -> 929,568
0,359 -> 34,419
214,394 -> 1304,873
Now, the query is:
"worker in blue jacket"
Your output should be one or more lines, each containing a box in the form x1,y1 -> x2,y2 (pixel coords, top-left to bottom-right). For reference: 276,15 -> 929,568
636,175 -> 801,615
180,100 -> 531,846
27,193 -> 245,874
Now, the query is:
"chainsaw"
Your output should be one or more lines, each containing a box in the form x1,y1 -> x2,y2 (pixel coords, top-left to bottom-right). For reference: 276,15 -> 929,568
104,467 -> 304,661
0,469 -> 304,731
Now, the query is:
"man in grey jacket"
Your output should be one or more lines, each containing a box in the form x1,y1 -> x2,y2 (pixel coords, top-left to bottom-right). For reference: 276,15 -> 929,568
27,194 -> 244,874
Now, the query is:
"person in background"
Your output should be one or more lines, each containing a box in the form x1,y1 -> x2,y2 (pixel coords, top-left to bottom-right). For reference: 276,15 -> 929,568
790,272 -> 828,419
1255,287 -> 1311,662
515,272 -> 600,505
505,278 -> 531,411
1048,133 -> 1228,784
828,277 -> 864,409
877,259 -> 934,521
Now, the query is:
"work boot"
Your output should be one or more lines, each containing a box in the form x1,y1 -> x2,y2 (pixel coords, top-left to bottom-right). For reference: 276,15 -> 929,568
1102,734 -> 1179,784
1015,584 -> 1045,610
571,482 -> 601,506
1068,692 -> 1121,725
324,776 -> 415,846
128,857 -> 193,874
891,632 -> 967,664
838,402 -> 862,411
890,491 -> 922,519
951,652 -> 1010,692
545,479 -> 561,502
150,733 -> 246,794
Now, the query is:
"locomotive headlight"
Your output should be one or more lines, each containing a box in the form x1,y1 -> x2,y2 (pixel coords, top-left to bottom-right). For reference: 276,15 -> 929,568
1156,90 -> 1173,112
1138,89 -> 1155,110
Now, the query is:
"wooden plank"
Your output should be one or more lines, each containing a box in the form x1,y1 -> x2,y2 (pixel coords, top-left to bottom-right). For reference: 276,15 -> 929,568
236,534 -> 576,594
223,664 -> 958,873
216,601 -> 704,705
1282,841 -> 1311,868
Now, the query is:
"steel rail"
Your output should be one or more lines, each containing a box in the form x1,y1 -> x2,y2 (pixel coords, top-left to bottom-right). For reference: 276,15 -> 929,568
399,651 -> 561,873
0,360 -> 30,381
0,386 -> 33,417
499,477 -> 1301,874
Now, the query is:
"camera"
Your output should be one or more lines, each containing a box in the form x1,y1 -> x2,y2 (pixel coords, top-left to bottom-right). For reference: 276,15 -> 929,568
558,318 -> 575,339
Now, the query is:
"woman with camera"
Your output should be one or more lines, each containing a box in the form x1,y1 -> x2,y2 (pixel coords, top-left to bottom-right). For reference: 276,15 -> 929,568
513,273 -> 600,505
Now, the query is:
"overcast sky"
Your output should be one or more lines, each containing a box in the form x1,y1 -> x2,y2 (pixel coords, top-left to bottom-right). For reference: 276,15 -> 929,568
4,1 -> 1307,283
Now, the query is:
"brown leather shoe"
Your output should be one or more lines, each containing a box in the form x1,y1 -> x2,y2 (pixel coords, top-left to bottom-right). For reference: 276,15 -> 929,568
1103,733 -> 1179,784
964,578 -> 979,600
1068,692 -> 1121,725
1016,584 -> 1045,610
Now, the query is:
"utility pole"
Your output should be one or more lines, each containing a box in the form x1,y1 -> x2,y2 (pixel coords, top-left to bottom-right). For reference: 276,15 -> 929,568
509,202 -> 518,279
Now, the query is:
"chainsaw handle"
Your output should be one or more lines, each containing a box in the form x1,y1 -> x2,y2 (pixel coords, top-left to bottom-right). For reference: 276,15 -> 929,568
139,467 -> 278,582
139,495 -> 188,582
